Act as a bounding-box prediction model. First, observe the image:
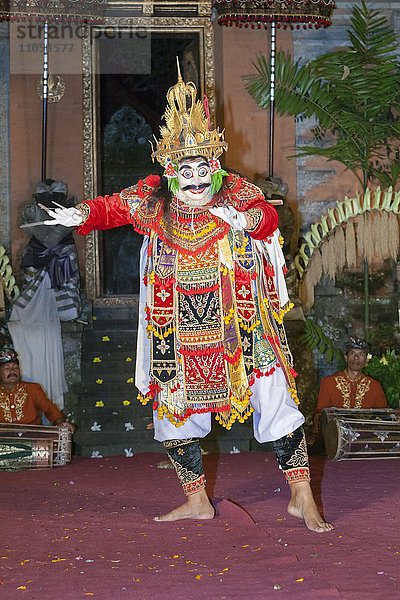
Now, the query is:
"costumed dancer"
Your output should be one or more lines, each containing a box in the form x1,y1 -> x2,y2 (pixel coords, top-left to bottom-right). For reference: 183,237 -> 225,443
41,67 -> 333,532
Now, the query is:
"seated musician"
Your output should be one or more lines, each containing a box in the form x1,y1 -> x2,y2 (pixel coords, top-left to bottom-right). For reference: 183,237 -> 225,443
0,348 -> 74,429
312,337 -> 387,449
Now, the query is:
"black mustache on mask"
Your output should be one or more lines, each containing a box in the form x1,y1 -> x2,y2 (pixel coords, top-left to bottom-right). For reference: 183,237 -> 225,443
181,183 -> 210,192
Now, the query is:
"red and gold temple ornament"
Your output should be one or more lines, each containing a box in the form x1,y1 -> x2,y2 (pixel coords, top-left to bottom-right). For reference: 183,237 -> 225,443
214,0 -> 335,29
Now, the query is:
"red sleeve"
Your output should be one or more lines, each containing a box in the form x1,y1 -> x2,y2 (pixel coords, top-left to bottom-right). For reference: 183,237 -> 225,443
32,384 -> 64,424
246,200 -> 279,240
76,193 -> 132,236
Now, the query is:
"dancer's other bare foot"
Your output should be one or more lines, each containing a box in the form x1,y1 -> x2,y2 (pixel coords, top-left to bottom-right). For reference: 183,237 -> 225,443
154,489 -> 215,522
287,480 -> 334,533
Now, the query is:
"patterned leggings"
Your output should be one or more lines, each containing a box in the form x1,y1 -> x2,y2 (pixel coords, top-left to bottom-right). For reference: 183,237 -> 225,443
272,426 -> 310,483
163,426 -> 310,496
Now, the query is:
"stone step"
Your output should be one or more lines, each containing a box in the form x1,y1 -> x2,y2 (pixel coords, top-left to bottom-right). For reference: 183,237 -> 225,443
81,363 -> 137,383
81,340 -> 138,354
77,396 -> 144,412
74,421 -> 254,456
250,439 -> 273,452
83,329 -> 138,344
74,429 -> 155,446
76,402 -> 141,415
78,403 -> 146,416
78,412 -> 253,439
202,438 -> 251,454
74,437 -> 253,457
78,415 -> 152,433
82,350 -> 138,364
91,305 -> 139,322
78,382 -> 140,397
74,441 -> 162,457
90,318 -> 138,331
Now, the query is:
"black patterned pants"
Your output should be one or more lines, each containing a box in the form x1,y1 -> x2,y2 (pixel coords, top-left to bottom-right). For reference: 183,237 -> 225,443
163,438 -> 206,496
272,426 -> 310,483
164,426 -> 310,496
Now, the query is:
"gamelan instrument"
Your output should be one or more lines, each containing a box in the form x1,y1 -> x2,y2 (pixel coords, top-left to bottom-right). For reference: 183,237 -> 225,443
321,408 -> 400,461
0,423 -> 72,469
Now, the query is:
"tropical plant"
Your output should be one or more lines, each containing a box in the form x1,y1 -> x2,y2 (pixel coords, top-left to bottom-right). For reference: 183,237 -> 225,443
301,319 -> 345,365
0,245 -> 19,320
364,350 -> 400,408
245,0 -> 400,189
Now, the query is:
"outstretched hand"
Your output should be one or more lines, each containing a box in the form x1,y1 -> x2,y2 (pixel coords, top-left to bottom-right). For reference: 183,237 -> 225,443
39,202 -> 84,227
209,206 -> 247,231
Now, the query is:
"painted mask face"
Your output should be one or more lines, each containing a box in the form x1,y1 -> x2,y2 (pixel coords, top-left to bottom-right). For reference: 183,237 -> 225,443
176,157 -> 212,206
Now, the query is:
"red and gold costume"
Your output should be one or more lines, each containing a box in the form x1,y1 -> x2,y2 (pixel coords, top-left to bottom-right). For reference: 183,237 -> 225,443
77,172 -> 297,430
316,371 -> 387,414
71,70 -> 312,495
0,382 -> 64,425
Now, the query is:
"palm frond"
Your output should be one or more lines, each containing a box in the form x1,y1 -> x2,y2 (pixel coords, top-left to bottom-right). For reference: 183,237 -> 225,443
244,0 -> 400,188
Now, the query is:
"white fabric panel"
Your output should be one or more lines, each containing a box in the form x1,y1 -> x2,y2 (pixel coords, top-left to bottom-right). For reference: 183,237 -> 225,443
135,238 -> 151,395
8,273 -> 67,409
153,410 -> 212,442
153,367 -> 304,443
250,367 -> 304,442
256,230 -> 289,307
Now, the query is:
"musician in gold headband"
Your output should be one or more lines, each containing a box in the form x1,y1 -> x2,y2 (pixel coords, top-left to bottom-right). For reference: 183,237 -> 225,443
0,349 -> 73,428
41,66 -> 333,532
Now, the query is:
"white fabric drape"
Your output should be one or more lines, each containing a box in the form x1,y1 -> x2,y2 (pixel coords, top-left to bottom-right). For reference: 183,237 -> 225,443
8,273 -> 67,409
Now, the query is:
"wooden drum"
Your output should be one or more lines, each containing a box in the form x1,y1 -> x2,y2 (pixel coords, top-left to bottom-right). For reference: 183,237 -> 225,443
321,408 -> 400,461
0,423 -> 72,469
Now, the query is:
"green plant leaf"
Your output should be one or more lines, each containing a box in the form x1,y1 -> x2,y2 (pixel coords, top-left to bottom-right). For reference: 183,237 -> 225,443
244,0 -> 400,189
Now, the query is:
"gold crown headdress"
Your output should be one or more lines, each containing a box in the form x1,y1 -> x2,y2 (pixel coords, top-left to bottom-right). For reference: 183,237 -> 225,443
151,59 -> 227,165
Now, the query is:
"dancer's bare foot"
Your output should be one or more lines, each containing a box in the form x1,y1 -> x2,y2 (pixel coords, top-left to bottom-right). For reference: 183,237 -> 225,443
154,489 -> 215,522
287,480 -> 334,533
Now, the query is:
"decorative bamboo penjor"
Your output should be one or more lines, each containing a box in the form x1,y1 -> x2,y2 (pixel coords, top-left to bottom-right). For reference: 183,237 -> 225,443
0,246 -> 20,318
294,188 -> 400,310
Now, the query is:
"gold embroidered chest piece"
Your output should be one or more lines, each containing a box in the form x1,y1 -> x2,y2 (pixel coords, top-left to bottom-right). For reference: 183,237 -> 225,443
334,374 -> 371,408
0,384 -> 28,422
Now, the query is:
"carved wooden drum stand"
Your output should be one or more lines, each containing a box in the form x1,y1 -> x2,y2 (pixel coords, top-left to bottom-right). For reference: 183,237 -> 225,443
0,423 -> 72,470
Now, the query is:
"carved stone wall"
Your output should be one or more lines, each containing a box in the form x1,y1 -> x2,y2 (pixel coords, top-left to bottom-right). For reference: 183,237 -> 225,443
0,22 -> 10,250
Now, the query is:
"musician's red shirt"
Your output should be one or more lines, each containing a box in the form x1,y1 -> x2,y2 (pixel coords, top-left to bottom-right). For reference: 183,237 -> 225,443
0,382 -> 64,425
316,371 -> 388,414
